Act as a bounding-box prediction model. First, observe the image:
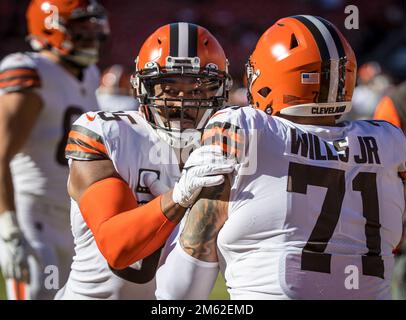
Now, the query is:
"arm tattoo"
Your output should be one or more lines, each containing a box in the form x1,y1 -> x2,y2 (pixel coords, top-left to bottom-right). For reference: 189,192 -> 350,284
180,177 -> 230,262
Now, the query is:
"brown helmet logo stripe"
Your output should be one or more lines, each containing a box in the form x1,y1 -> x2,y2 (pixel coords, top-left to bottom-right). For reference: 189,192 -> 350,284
169,23 -> 179,57
292,15 -> 331,103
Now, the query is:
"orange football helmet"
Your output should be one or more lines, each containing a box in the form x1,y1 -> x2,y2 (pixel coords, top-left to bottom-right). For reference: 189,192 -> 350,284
246,15 -> 357,117
26,0 -> 109,66
131,22 -> 232,147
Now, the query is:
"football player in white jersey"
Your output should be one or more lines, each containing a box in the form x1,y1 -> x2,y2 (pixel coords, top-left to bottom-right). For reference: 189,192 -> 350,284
0,0 -> 109,299
55,22 -> 234,299
156,16 -> 406,300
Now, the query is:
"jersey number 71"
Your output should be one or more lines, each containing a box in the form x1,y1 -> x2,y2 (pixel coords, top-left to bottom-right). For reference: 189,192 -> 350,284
287,162 -> 384,279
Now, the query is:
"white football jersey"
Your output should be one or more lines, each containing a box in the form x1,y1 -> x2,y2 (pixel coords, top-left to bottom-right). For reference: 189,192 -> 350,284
206,106 -> 406,299
58,110 -> 182,299
0,52 -> 100,209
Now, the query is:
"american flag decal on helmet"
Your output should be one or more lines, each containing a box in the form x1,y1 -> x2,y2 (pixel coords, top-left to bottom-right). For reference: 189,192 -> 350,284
301,73 -> 320,84
292,15 -> 347,103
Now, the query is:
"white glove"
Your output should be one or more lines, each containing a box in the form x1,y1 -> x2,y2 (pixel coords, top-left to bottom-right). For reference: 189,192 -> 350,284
0,211 -> 30,283
172,145 -> 236,207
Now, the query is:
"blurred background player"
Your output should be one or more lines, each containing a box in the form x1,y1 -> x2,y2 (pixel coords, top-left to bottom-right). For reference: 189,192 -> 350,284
373,80 -> 406,300
157,15 -> 406,300
96,64 -> 139,112
0,0 -> 109,299
55,22 -> 233,299
373,81 -> 406,132
342,62 -> 392,121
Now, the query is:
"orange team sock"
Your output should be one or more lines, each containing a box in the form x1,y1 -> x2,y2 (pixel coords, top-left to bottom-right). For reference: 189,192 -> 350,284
79,177 -> 176,269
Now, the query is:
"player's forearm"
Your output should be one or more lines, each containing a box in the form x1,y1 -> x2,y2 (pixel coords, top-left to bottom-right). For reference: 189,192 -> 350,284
160,189 -> 188,224
0,92 -> 42,214
179,180 -> 230,262
79,177 -> 187,269
96,194 -> 178,269
0,160 -> 16,213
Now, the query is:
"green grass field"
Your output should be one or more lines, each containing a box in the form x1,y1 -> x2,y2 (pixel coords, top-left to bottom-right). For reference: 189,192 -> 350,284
0,270 -> 228,300
209,274 -> 229,300
0,272 -> 6,300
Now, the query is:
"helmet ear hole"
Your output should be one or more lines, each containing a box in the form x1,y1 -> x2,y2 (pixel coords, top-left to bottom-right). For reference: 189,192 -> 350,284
258,87 -> 272,98
157,38 -> 162,45
290,33 -> 298,49
265,105 -> 273,115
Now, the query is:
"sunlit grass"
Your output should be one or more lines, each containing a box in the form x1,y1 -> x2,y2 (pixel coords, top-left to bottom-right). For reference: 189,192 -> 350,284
208,273 -> 229,300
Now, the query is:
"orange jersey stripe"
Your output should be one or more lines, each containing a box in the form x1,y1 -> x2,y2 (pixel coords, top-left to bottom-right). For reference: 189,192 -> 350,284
202,126 -> 243,144
0,78 -> 40,89
68,130 -> 107,155
65,143 -> 105,155
0,68 -> 39,80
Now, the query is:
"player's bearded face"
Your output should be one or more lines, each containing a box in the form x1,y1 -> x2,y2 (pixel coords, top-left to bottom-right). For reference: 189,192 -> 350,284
151,76 -> 221,130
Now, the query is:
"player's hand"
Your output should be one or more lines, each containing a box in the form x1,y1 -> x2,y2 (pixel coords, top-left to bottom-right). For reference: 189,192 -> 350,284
172,145 -> 236,208
0,211 -> 30,283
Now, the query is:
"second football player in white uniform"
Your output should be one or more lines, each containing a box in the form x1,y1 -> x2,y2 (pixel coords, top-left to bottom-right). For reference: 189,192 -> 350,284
0,0 -> 109,299
156,16 -> 406,300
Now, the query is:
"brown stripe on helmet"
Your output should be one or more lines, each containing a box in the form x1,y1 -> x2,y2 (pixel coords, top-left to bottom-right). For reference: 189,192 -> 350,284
292,15 -> 331,103
169,23 -> 179,57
